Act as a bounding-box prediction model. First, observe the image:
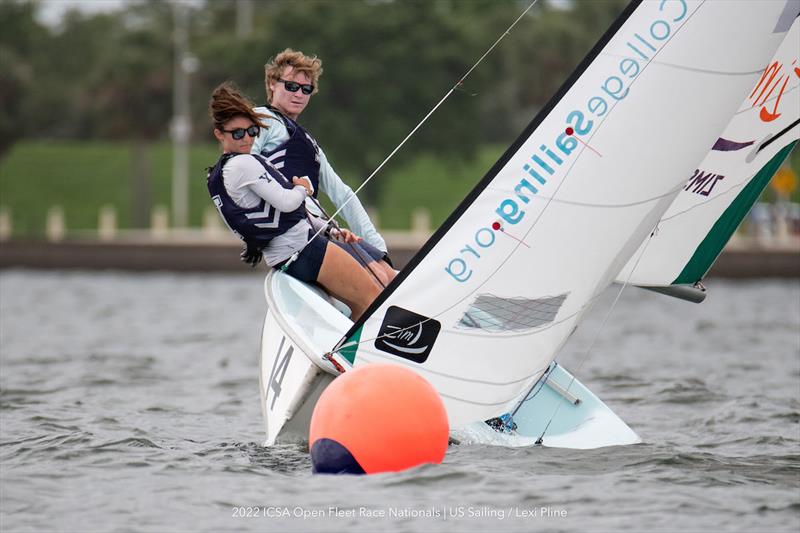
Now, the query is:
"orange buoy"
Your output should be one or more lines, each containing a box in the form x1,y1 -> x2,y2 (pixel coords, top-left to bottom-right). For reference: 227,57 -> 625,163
309,363 -> 449,475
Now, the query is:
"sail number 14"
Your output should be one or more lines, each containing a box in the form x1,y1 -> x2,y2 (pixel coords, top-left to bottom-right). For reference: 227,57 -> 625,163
267,336 -> 293,410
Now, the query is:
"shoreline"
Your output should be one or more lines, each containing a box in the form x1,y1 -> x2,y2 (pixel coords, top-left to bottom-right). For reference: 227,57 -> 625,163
1,234 -> 797,278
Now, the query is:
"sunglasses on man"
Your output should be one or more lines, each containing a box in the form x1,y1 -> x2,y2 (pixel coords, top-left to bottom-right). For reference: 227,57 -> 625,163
277,78 -> 314,95
221,125 -> 260,140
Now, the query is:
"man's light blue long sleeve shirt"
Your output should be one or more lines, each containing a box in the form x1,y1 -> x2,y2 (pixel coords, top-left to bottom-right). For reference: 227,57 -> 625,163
251,107 -> 387,253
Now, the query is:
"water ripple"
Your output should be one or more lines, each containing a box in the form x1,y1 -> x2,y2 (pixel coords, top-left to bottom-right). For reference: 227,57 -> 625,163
1,272 -> 797,532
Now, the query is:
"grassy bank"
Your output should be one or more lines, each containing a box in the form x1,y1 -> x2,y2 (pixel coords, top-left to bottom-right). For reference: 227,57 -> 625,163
0,141 -> 219,236
0,140 -> 797,236
0,140 -> 505,236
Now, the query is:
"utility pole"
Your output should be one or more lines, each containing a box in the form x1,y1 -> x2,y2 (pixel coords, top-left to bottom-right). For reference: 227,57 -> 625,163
171,1 -> 191,230
236,0 -> 254,39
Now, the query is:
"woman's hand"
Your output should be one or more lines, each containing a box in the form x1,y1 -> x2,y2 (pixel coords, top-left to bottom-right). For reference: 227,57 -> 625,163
292,176 -> 313,196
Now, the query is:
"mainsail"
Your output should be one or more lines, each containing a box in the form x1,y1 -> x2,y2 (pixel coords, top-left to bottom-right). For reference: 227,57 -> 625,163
333,0 -> 797,428
616,16 -> 800,287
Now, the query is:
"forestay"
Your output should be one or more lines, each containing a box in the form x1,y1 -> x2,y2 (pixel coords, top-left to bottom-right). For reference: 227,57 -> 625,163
617,15 -> 800,286
333,0 -> 796,428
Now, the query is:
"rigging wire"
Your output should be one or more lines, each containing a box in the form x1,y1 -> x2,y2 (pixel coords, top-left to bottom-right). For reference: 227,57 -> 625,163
281,0 -> 540,269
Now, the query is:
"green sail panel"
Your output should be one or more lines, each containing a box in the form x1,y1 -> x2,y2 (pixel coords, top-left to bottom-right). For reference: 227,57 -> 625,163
338,325 -> 363,365
673,141 -> 797,285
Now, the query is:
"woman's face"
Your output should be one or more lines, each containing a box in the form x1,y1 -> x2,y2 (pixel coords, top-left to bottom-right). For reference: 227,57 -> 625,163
269,67 -> 312,120
214,115 -> 258,154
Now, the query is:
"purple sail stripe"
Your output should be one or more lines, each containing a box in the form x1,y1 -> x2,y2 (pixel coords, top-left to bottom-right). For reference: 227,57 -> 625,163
712,137 -> 756,152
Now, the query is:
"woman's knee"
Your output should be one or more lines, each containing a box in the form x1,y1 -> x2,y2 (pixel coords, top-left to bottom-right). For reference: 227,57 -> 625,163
373,261 -> 396,285
366,262 -> 390,287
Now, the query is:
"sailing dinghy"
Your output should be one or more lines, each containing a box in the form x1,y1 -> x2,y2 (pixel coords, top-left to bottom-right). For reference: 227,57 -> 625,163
259,0 -> 799,449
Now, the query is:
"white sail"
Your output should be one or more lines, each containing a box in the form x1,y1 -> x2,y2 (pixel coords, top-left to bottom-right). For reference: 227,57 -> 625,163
617,16 -> 800,287
333,0 -> 796,428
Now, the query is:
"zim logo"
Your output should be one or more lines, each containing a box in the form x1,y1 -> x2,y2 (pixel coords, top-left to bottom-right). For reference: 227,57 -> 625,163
684,169 -> 724,197
375,306 -> 441,364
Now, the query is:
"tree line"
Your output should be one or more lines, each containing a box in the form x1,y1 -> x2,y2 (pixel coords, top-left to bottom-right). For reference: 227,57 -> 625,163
0,0 -> 627,204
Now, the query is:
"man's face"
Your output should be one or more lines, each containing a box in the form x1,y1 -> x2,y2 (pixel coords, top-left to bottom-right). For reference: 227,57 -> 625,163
269,67 -> 312,120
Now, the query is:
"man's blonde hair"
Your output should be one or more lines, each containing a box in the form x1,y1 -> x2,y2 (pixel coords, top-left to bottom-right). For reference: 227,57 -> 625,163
264,48 -> 323,103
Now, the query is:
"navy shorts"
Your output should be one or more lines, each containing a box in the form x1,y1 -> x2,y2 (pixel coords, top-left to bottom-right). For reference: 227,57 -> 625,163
277,233 -> 328,283
275,235 -> 386,284
333,239 -> 386,265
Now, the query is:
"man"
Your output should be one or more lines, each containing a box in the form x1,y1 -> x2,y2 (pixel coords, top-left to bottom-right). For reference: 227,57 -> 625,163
251,49 -> 393,277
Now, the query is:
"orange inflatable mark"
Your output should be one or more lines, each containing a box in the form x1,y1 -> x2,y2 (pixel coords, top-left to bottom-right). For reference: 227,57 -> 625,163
309,363 -> 449,475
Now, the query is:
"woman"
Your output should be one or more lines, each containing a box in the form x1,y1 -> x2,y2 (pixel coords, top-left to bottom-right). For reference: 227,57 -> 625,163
251,48 -> 396,287
207,82 -> 381,321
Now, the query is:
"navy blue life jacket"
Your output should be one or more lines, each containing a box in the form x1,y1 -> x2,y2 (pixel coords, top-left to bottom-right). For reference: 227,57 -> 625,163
259,106 -> 322,198
206,153 -> 307,249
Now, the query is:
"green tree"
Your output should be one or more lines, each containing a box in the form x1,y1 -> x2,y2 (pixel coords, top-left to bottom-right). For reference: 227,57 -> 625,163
79,1 -> 174,226
0,0 -> 49,154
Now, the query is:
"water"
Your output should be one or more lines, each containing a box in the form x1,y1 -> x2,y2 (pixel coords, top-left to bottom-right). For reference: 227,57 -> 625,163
1,270 -> 798,532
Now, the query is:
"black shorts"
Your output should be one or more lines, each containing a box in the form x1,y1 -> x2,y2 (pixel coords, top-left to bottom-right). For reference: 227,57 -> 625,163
333,239 -> 386,265
275,234 -> 386,284
277,233 -> 328,283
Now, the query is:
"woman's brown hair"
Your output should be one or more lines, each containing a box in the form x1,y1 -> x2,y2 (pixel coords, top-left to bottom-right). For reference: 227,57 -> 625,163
209,82 -> 270,131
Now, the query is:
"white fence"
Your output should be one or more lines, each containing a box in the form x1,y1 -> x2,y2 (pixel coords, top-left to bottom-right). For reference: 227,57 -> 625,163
0,203 -> 798,250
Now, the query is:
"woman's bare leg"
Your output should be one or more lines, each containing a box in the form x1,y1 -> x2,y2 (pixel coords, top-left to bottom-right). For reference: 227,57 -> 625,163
316,243 -> 382,321
376,260 -> 397,284
364,260 -> 398,288
362,261 -> 390,288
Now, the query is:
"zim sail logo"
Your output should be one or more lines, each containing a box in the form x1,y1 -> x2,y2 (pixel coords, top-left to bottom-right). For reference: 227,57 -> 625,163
375,306 -> 441,364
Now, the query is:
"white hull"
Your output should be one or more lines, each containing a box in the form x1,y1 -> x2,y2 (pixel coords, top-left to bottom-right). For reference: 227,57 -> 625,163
259,271 -> 347,445
259,270 -> 639,449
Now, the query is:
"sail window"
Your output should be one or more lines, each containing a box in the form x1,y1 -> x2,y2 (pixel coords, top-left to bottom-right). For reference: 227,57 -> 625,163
456,293 -> 568,332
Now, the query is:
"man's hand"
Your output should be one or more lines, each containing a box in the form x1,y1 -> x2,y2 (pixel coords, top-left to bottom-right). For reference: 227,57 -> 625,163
331,228 -> 362,244
292,176 -> 314,195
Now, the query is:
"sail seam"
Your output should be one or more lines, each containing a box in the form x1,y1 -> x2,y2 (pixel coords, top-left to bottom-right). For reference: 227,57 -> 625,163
357,353 -> 551,388
599,55 -> 767,76
735,84 -> 798,116
487,182 -> 685,209
346,285 -> 607,351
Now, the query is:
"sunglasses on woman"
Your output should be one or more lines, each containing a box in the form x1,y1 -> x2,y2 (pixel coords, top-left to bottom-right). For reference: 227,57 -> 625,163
278,78 -> 314,95
221,125 -> 260,140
